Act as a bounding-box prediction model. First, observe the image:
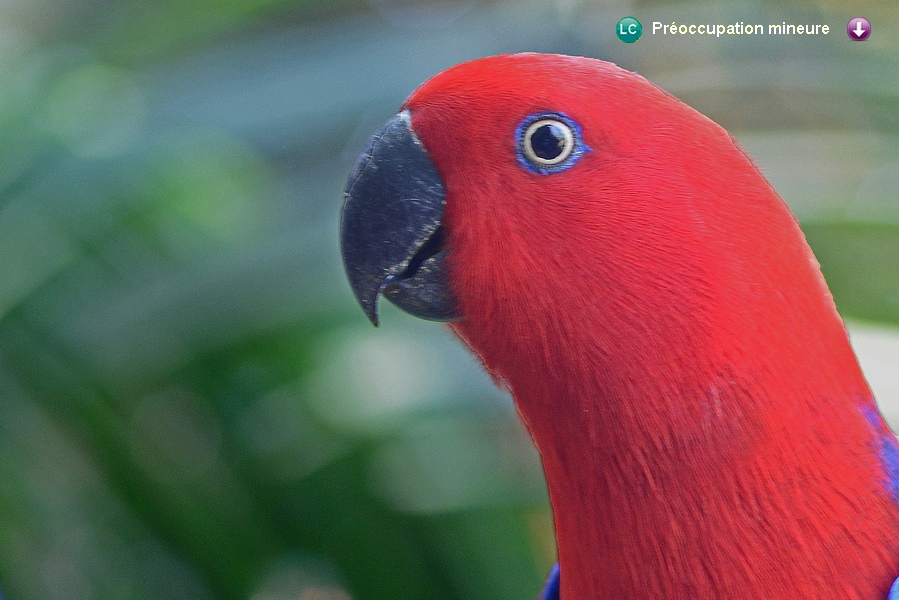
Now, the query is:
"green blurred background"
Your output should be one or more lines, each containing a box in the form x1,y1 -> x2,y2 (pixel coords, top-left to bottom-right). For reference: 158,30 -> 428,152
0,0 -> 896,598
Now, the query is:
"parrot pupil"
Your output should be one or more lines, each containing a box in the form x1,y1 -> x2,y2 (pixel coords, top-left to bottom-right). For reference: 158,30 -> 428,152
531,124 -> 566,160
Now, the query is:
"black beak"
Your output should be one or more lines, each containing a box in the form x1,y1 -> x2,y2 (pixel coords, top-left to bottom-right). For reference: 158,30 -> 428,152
340,110 -> 459,326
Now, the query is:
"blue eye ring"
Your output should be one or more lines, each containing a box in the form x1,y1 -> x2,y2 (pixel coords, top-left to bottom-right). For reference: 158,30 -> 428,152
515,112 -> 587,174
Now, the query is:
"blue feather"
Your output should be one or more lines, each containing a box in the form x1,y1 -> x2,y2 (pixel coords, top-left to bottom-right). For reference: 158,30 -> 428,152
540,564 -> 559,600
857,404 -> 899,599
859,404 -> 899,504
888,575 -> 899,600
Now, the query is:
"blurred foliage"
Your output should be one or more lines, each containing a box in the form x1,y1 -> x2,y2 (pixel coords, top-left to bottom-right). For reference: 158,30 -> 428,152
805,223 -> 899,324
0,0 -> 896,599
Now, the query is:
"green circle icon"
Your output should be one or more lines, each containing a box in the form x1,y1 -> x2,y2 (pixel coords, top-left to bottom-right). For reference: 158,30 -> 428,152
616,16 -> 642,43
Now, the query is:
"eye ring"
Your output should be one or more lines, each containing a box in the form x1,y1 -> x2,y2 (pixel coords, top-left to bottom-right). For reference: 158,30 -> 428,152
516,113 -> 586,174
523,119 -> 573,165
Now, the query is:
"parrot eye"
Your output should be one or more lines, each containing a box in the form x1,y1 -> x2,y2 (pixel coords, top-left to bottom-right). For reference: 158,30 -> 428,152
516,113 -> 585,173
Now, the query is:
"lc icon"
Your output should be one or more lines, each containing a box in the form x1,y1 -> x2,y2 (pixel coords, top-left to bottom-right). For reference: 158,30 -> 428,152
616,17 -> 643,43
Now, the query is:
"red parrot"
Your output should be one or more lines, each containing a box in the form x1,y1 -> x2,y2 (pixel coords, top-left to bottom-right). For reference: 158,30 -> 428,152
339,53 -> 899,599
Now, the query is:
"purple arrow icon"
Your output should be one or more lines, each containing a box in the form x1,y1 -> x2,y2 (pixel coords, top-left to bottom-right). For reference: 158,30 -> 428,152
847,17 -> 871,41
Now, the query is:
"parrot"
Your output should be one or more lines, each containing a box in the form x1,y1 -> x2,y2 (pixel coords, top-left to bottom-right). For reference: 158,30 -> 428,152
339,53 -> 899,599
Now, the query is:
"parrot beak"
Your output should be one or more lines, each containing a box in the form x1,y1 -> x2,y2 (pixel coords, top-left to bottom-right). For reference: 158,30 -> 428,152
340,110 -> 459,326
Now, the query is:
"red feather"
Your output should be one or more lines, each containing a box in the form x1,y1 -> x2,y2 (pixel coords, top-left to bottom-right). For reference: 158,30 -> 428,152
403,54 -> 899,598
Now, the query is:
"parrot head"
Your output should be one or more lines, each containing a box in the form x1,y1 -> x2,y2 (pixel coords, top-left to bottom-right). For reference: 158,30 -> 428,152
342,53 -> 694,328
341,53 -> 846,393
339,53 -> 899,598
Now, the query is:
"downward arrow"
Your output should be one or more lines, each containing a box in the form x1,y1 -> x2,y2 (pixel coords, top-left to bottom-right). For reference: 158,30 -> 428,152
853,20 -> 866,37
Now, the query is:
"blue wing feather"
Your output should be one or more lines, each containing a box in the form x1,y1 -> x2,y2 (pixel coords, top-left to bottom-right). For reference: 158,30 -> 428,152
540,564 -> 559,600
858,405 -> 899,599
889,575 -> 899,600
